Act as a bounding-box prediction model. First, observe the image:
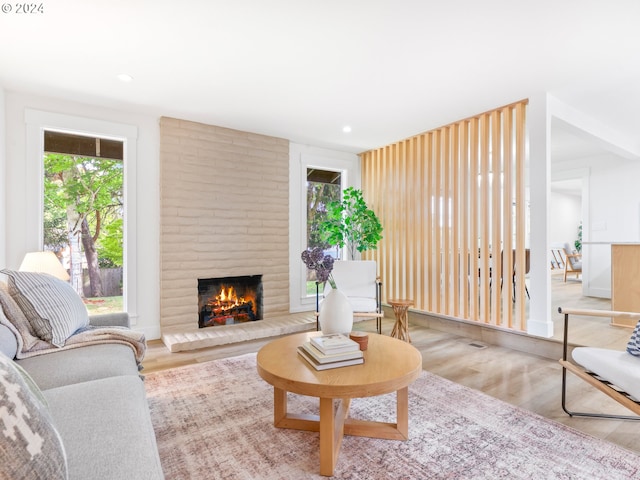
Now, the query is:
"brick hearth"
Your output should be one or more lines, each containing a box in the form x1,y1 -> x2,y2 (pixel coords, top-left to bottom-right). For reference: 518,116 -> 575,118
161,312 -> 316,352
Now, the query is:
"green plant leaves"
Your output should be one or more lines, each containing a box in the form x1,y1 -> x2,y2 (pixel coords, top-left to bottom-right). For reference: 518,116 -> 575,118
318,187 -> 383,260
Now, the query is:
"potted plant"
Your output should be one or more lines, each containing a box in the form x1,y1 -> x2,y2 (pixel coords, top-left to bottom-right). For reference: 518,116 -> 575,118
318,187 -> 383,260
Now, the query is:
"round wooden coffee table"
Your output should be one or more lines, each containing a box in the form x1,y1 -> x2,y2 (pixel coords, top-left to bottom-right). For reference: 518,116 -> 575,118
257,332 -> 422,476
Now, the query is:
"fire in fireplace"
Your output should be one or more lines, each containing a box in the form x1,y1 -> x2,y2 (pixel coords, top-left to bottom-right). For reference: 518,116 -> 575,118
197,275 -> 263,328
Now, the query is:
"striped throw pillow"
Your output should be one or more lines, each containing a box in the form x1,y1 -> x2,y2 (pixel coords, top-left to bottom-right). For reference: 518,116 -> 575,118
627,318 -> 640,356
1,270 -> 89,348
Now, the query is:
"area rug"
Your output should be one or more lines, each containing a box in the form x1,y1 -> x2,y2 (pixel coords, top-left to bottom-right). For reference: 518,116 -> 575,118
144,353 -> 639,479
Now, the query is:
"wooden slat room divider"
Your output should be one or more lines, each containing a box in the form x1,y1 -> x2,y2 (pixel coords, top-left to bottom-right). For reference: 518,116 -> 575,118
361,100 -> 529,331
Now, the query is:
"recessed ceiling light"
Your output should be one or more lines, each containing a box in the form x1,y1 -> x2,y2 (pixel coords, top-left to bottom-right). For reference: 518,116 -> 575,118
117,73 -> 133,82
342,125 -> 352,133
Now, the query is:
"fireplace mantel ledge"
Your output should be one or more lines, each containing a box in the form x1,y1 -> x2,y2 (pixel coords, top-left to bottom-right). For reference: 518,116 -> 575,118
161,312 -> 316,353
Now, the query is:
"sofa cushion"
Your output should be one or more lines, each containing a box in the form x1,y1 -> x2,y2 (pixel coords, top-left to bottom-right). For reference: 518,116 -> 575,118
89,312 -> 130,328
572,347 -> 640,401
44,375 -> 164,480
1,270 -> 89,347
17,343 -> 140,391
0,323 -> 18,359
626,318 -> 640,356
0,352 -> 68,479
0,281 -> 41,351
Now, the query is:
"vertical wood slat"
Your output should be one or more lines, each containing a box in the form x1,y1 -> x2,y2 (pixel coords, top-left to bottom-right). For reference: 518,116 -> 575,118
389,144 -> 398,298
434,131 -> 442,314
377,147 -> 384,294
490,110 -> 501,326
460,121 -> 470,319
396,143 -> 402,298
359,100 -> 528,333
424,133 -> 433,312
451,124 -> 460,318
395,142 -> 401,299
469,118 -> 479,322
405,139 -> 413,305
414,135 -> 429,312
442,127 -> 451,315
409,137 -> 418,307
479,114 -> 491,324
502,107 -> 514,328
515,102 -> 527,329
383,145 -> 390,301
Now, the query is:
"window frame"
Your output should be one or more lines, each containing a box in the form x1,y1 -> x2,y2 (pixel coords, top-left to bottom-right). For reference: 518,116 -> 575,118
25,110 -> 139,323
288,144 -> 360,313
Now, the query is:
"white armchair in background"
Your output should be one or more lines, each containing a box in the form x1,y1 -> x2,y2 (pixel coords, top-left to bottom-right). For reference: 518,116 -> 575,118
316,260 -> 383,333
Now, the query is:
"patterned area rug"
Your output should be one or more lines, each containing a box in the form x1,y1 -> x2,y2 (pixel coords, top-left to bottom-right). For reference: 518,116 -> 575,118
144,353 -> 639,479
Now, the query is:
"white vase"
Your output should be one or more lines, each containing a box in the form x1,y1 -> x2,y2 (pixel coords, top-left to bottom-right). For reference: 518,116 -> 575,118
319,288 -> 353,335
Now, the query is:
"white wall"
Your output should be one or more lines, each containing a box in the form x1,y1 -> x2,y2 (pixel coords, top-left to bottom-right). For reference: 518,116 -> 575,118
588,155 -> 640,242
3,91 -> 161,339
549,191 -> 581,246
584,155 -> 640,298
0,87 -> 6,268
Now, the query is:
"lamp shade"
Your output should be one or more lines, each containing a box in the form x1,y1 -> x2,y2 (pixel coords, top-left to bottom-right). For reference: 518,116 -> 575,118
19,251 -> 70,281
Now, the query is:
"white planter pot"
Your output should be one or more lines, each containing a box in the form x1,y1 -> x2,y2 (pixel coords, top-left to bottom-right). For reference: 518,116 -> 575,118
319,288 -> 353,335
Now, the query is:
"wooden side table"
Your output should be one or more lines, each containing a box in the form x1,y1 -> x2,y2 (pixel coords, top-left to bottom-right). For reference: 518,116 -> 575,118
389,299 -> 413,342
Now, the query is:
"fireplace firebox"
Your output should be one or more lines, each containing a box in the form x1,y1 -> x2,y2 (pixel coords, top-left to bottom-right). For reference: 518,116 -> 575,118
198,275 -> 263,328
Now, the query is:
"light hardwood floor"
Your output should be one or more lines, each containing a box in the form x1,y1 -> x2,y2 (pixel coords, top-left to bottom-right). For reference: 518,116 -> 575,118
143,272 -> 639,455
549,271 -> 628,349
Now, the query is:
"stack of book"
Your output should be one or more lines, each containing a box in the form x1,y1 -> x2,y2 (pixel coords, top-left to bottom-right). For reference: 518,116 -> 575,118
297,333 -> 364,370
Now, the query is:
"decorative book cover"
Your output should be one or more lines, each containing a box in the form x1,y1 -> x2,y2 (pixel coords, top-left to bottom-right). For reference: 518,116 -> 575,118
310,333 -> 360,354
297,347 -> 364,370
301,342 -> 363,364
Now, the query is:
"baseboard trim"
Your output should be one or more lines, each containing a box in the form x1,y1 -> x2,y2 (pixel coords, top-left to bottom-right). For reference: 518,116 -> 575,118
396,307 -> 567,361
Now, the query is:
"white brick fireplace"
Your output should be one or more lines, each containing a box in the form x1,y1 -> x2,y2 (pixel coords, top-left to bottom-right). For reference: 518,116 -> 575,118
159,117 -> 311,351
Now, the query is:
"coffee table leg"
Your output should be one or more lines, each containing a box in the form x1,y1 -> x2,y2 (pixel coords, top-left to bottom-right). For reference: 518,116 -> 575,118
319,397 -> 352,476
273,387 -> 287,425
319,397 -> 336,476
397,386 -> 409,438
271,388 -> 408,476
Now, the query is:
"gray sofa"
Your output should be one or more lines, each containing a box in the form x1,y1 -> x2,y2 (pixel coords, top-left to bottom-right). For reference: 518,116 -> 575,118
0,304 -> 164,479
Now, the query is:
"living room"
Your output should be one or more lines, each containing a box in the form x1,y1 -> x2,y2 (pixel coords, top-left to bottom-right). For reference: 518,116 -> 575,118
2,2 -> 640,478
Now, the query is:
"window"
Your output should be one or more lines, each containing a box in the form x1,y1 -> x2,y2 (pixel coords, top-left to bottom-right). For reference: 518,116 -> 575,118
43,130 -> 124,312
289,144 -> 359,313
305,168 -> 342,295
25,109 -> 138,322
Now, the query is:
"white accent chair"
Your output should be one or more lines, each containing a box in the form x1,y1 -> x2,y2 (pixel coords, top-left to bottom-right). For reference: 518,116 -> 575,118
559,307 -> 640,420
316,260 -> 383,333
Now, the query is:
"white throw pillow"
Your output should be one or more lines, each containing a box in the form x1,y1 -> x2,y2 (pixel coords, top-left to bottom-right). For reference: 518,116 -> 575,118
1,270 -> 89,348
0,352 -> 67,479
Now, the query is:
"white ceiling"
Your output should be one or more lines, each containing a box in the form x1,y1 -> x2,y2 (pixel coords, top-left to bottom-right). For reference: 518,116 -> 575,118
1,0 -> 640,159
